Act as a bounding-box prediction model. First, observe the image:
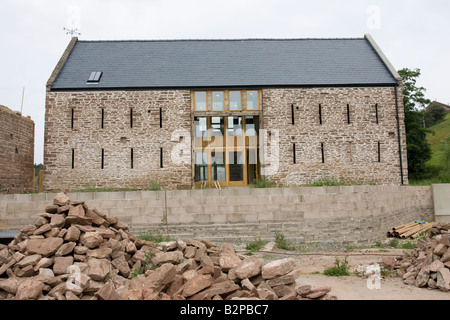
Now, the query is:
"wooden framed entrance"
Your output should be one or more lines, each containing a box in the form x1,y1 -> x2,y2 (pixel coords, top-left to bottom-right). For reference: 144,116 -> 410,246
192,115 -> 260,188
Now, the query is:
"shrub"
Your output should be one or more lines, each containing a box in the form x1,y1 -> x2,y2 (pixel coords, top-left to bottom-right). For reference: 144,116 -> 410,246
250,177 -> 277,188
389,238 -> 399,248
400,241 -> 416,249
307,176 -> 342,187
323,257 -> 350,276
137,230 -> 171,243
275,231 -> 295,251
149,180 -> 162,191
128,250 -> 154,279
246,238 -> 267,252
305,176 -> 366,187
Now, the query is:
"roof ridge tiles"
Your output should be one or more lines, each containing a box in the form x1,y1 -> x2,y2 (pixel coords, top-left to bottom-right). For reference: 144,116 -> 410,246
77,37 -> 365,43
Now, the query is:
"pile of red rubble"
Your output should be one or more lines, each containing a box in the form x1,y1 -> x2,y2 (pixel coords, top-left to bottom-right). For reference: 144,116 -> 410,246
393,223 -> 450,292
381,223 -> 450,292
0,192 -> 335,300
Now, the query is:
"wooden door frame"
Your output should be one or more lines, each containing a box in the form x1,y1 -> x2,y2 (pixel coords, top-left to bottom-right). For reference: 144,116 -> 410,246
193,116 -> 259,188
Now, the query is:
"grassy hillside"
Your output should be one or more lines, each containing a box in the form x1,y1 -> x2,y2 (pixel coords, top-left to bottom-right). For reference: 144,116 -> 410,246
410,112 -> 450,185
409,113 -> 450,186
426,112 -> 450,167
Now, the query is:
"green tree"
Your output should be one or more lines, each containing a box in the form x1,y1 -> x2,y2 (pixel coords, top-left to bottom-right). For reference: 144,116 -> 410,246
34,163 -> 43,176
424,105 -> 446,127
398,68 -> 431,178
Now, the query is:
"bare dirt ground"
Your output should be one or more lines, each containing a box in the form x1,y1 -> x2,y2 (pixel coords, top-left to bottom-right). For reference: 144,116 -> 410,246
237,246 -> 450,300
290,251 -> 450,300
297,274 -> 450,300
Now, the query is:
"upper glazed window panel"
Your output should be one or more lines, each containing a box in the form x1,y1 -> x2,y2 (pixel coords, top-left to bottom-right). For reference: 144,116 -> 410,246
229,91 -> 242,111
212,91 -> 224,111
246,91 -> 259,110
194,91 -> 207,111
193,90 -> 260,111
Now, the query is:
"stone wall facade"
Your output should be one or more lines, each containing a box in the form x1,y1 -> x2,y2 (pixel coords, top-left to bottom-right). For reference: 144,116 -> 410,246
44,85 -> 407,191
0,105 -> 34,194
0,186 -> 434,245
44,90 -> 192,191
261,86 -> 408,186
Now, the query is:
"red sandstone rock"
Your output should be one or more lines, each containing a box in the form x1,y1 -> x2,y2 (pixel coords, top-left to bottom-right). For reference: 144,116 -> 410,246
437,267 -> 450,292
95,283 -> 123,300
80,232 -> 103,249
53,193 -> 70,206
26,238 -> 63,257
87,258 -> 112,281
261,257 -> 296,280
235,256 -> 262,280
68,205 -> 85,218
181,274 -> 213,297
16,279 -> 45,300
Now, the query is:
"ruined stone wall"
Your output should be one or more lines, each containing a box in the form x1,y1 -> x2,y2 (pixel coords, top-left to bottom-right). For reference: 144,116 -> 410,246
43,90 -> 192,191
0,105 -> 34,193
261,86 -> 408,186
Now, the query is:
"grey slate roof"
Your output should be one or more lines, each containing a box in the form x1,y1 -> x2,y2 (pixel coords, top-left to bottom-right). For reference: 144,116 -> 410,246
50,37 -> 398,90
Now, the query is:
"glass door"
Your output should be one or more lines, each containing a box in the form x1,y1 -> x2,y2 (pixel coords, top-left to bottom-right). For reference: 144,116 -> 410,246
211,151 -> 226,182
229,151 -> 244,182
193,116 -> 259,188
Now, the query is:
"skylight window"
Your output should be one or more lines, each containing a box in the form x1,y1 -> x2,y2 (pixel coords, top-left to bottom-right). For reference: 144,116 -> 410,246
87,71 -> 103,83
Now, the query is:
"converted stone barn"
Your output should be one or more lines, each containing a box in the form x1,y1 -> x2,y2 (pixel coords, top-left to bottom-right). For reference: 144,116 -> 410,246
44,35 -> 407,191
0,105 -> 35,193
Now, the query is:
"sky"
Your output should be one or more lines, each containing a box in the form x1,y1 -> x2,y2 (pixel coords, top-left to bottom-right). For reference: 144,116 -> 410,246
1,0 -> 449,164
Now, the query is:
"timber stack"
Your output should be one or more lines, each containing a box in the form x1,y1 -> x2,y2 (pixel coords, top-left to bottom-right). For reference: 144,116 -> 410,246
387,221 -> 436,239
0,192 -> 336,300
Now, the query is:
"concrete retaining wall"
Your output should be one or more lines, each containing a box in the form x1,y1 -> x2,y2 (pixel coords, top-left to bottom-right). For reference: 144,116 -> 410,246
0,185 -> 434,245
432,184 -> 450,223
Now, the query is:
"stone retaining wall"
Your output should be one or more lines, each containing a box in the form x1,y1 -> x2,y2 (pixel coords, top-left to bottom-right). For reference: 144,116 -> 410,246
0,185 -> 433,245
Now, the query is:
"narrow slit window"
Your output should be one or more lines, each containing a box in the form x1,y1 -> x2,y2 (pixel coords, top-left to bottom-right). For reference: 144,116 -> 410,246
71,108 -> 74,129
71,149 -> 75,169
130,108 -> 133,128
101,108 -> 104,129
319,104 -> 323,125
378,142 -> 381,162
375,104 -> 379,124
291,104 -> 295,125
346,104 -> 351,124
293,143 -> 296,164
321,143 -> 325,163
349,142 -> 353,163
159,108 -> 162,128
160,147 -> 163,168
131,148 -> 134,169
101,149 -> 104,169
